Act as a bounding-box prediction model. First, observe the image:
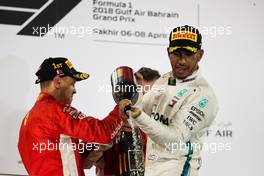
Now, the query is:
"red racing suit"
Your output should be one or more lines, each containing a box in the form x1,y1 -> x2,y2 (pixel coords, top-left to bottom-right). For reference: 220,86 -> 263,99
18,92 -> 123,176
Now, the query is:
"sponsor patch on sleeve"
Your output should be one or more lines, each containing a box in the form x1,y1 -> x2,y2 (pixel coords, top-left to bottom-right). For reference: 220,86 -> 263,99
63,104 -> 86,119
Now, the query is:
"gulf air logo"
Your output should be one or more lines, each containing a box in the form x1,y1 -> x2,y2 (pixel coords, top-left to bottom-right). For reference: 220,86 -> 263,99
171,32 -> 197,42
0,0 -> 81,37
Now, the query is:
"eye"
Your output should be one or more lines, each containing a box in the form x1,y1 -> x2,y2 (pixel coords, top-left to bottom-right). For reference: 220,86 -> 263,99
172,51 -> 181,57
184,51 -> 194,57
134,74 -> 139,80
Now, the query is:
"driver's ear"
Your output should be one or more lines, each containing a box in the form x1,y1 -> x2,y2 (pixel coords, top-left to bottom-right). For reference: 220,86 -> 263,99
134,72 -> 144,85
196,49 -> 204,61
53,76 -> 61,89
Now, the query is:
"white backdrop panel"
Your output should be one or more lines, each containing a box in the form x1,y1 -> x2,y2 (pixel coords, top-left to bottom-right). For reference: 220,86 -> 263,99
0,0 -> 263,175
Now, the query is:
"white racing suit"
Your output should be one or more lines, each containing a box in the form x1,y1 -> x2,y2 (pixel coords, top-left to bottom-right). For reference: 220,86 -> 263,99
134,69 -> 219,176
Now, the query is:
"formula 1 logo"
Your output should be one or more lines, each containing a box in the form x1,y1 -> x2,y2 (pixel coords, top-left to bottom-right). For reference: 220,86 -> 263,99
0,0 -> 81,37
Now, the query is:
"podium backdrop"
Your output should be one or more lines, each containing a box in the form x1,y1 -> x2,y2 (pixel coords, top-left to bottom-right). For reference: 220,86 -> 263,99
0,0 -> 263,175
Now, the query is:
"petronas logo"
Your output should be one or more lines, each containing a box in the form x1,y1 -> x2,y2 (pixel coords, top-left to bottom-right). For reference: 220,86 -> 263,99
177,89 -> 187,97
199,99 -> 208,108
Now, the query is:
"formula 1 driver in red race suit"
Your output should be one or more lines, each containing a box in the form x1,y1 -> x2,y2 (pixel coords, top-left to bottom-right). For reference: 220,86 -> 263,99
18,57 -> 124,176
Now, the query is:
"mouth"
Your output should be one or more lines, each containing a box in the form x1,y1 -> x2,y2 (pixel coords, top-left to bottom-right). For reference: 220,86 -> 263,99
175,67 -> 188,74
